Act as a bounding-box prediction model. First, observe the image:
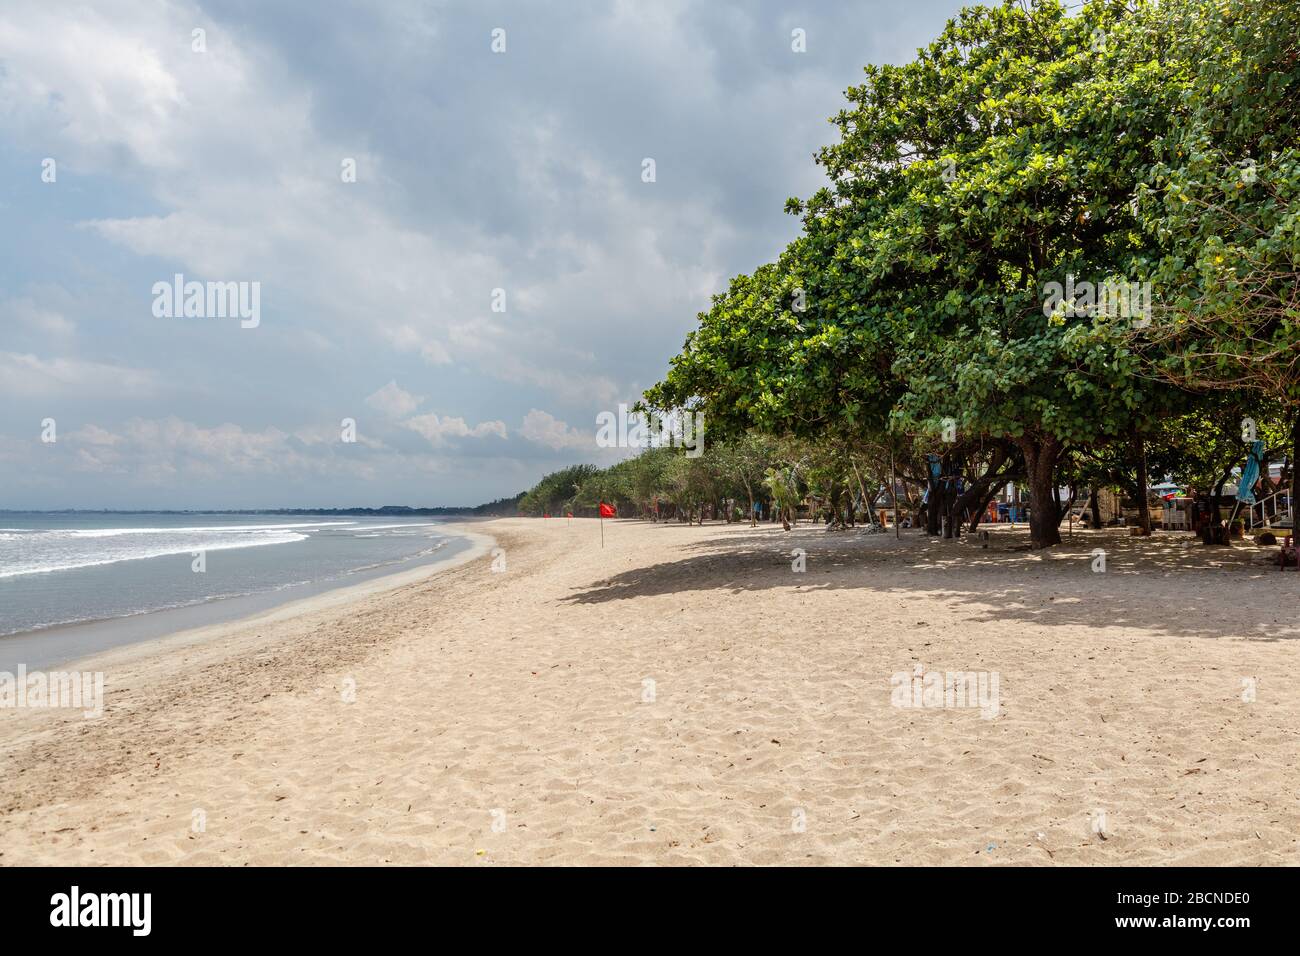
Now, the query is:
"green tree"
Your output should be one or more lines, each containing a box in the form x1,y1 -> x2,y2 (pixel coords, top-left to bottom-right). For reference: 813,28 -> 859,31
518,464 -> 599,516
712,435 -> 773,526
662,453 -> 721,524
1135,0 -> 1300,519
652,0 -> 1196,548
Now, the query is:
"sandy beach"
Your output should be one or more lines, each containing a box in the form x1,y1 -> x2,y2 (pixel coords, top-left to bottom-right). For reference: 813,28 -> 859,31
2,517 -> 1298,866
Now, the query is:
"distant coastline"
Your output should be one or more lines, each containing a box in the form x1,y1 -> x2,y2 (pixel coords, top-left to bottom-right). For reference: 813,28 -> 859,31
2,506 -> 477,516
1,499 -> 525,518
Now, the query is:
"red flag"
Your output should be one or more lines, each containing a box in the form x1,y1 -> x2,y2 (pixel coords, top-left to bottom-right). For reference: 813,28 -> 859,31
599,502 -> 616,518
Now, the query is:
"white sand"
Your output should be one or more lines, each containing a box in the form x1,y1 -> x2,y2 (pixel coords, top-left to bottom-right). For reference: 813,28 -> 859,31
1,518 -> 1297,865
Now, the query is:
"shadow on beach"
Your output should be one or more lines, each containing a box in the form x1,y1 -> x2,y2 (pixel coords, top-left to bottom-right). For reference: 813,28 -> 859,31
559,523 -> 1299,642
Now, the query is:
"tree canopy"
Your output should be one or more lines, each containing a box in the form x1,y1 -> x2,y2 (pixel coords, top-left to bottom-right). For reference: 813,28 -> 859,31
647,0 -> 1299,547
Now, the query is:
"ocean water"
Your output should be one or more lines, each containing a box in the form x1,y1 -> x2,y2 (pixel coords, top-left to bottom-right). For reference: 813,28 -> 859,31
0,513 -> 469,668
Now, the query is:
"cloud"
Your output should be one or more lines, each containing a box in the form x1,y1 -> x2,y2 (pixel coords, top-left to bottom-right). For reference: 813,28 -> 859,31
8,298 -> 76,339
0,7 -> 186,168
1,0 -> 768,404
384,326 -> 452,366
291,422 -> 386,450
519,409 -> 594,452
0,0 -> 971,507
69,423 -> 122,446
402,412 -> 508,447
56,415 -> 408,486
56,416 -> 297,480
364,380 -> 424,417
0,351 -> 158,398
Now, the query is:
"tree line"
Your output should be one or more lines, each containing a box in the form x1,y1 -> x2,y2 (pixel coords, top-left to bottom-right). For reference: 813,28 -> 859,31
508,0 -> 1297,550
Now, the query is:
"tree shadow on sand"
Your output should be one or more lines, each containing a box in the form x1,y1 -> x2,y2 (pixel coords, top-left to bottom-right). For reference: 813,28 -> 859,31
559,524 -> 1300,642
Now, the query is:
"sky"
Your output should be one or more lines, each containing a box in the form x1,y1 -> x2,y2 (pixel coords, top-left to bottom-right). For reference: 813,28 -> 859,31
0,0 -> 968,509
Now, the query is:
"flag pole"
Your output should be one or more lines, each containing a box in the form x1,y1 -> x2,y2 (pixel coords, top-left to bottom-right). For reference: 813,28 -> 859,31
600,509 -> 605,548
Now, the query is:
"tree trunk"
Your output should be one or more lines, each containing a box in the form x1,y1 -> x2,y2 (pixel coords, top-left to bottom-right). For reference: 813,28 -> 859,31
1200,470 -> 1233,545
1210,468 -> 1231,527
1018,436 -> 1063,548
890,450 -> 900,539
953,445 -> 1018,534
1132,435 -> 1152,535
925,465 -> 942,536
945,480 -> 963,540
1088,487 -> 1102,527
967,491 -> 996,532
1061,487 -> 1077,527
941,478 -> 961,538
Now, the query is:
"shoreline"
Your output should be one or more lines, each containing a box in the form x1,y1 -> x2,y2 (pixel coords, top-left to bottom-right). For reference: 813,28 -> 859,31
0,525 -> 495,675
